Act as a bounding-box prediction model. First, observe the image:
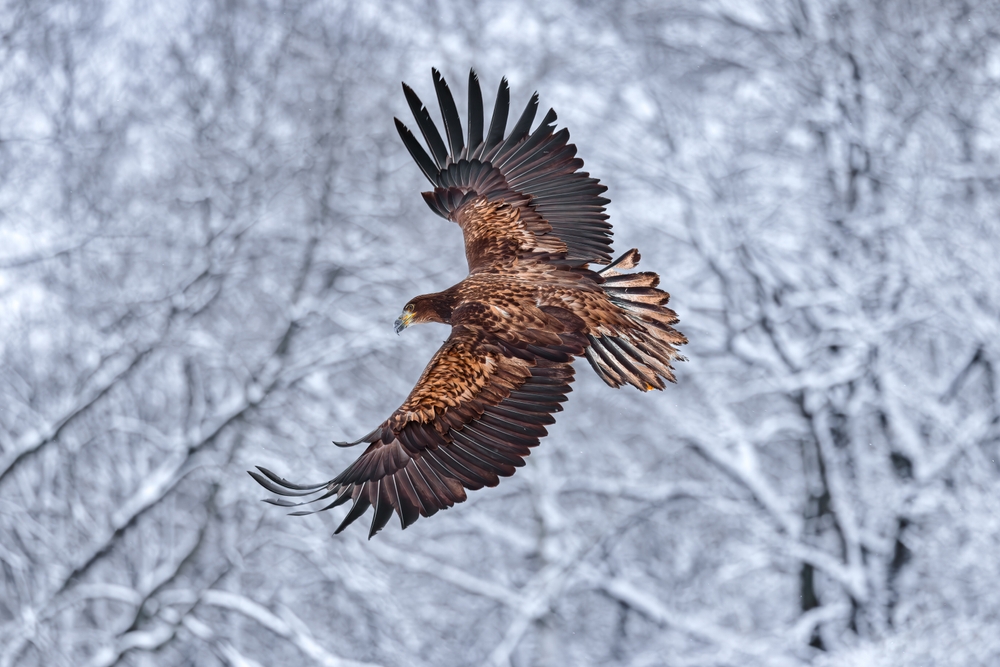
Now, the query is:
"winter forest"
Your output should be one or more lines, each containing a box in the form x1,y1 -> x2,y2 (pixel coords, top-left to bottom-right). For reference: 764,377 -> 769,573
2,0 -> 999,665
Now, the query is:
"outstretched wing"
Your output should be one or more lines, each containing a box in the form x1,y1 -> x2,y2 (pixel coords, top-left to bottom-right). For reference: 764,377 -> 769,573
395,69 -> 613,272
251,305 -> 587,538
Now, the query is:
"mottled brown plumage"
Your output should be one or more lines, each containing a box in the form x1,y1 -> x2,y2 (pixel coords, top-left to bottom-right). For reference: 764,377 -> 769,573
250,69 -> 687,537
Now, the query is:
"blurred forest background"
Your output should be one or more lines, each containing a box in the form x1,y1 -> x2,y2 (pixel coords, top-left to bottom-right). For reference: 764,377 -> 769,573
2,0 -> 1000,665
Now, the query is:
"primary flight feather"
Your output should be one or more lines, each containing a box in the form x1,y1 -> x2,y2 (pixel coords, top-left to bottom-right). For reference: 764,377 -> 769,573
250,69 -> 687,538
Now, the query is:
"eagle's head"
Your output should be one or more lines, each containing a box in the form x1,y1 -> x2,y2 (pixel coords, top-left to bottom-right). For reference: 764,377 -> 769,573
395,294 -> 452,334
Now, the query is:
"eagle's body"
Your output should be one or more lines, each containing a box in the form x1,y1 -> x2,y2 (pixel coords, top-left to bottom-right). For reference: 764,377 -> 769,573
251,70 -> 686,537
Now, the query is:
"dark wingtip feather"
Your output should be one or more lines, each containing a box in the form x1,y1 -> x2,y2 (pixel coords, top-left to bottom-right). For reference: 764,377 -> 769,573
333,428 -> 380,448
491,91 -> 539,160
484,77 -> 510,154
403,82 -> 448,168
467,69 -> 484,152
368,480 -> 395,539
334,488 -> 371,534
497,107 -> 559,169
433,68 -> 465,160
263,498 -> 300,507
394,118 -> 439,185
518,92 -> 540,133
249,468 -> 326,496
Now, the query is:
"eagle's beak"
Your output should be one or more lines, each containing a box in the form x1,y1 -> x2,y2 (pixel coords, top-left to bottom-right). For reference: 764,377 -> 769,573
394,312 -> 413,335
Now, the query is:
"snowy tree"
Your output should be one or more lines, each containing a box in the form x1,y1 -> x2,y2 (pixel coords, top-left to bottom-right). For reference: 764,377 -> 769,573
2,0 -> 998,665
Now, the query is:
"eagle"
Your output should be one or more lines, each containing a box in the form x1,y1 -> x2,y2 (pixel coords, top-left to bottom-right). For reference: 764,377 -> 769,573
251,69 -> 686,538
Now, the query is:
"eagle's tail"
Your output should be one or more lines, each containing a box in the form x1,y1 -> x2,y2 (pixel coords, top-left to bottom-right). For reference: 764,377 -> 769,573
585,249 -> 687,391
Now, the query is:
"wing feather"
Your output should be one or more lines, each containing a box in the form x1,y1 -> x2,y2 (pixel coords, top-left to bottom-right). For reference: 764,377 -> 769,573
467,70 -> 484,153
252,320 -> 580,537
395,69 -> 614,270
433,68 -> 464,159
403,83 -> 448,169
334,488 -> 372,534
367,480 -> 395,538
394,118 -> 438,184
481,76 -> 510,157
486,92 -> 539,162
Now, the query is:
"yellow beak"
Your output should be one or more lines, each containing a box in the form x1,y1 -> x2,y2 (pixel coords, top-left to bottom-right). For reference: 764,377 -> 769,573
394,311 -> 414,334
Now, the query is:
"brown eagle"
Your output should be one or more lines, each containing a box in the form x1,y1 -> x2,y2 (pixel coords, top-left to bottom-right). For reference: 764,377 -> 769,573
251,69 -> 686,538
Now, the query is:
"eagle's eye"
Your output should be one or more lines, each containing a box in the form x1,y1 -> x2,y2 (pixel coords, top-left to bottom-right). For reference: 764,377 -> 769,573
405,304 -> 415,313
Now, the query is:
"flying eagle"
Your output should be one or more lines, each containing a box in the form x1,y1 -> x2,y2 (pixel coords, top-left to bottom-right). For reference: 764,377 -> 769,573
251,69 -> 686,538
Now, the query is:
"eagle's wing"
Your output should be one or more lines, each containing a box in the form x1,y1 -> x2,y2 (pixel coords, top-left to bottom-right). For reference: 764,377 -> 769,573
395,69 -> 613,272
251,303 -> 587,538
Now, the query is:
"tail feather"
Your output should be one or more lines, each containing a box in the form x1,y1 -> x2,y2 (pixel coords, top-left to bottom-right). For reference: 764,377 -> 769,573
589,249 -> 687,391
605,286 -> 668,305
614,336 -> 675,379
602,271 -> 660,288
600,247 -> 640,274
612,299 -> 681,328
599,335 -> 665,390
584,341 -> 627,387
